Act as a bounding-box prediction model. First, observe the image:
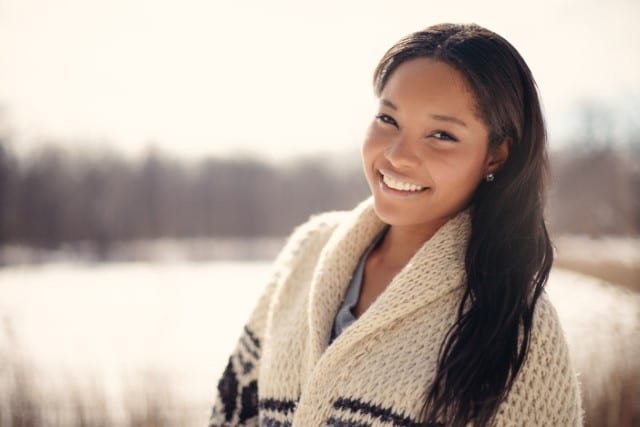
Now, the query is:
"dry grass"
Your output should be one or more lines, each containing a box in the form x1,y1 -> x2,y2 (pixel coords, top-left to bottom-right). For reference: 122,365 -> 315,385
0,319 -> 204,427
554,258 -> 639,293
553,236 -> 639,426
0,360 -> 201,427
554,235 -> 639,293
548,268 -> 640,427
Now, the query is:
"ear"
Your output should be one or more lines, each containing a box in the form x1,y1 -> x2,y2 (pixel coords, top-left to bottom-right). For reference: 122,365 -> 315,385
485,137 -> 512,175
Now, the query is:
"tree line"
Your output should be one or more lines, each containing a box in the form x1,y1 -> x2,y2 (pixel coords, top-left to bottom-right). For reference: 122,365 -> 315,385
0,133 -> 638,259
0,141 -> 369,251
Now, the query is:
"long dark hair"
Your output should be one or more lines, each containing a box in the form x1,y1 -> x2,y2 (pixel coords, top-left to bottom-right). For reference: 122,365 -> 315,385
373,24 -> 554,426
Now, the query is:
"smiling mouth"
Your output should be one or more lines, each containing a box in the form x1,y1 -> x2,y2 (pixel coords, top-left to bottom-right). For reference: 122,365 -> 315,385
378,171 -> 429,193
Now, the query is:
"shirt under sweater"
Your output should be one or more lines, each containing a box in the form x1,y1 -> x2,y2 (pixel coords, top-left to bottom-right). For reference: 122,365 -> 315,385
329,225 -> 389,345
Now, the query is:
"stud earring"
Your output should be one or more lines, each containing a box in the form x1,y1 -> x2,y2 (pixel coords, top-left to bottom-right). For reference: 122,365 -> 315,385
485,173 -> 495,182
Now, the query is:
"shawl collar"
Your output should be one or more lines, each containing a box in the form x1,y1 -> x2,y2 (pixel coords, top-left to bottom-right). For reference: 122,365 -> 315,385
304,197 -> 470,381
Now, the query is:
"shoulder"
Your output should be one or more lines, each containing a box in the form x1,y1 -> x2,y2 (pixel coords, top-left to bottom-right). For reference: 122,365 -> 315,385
494,291 -> 584,426
526,293 -> 579,384
287,210 -> 347,247
530,291 -> 565,344
241,209 -> 348,333
269,209 -> 348,279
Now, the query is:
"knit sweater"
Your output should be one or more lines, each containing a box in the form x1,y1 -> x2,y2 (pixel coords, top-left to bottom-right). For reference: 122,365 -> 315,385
207,197 -> 583,427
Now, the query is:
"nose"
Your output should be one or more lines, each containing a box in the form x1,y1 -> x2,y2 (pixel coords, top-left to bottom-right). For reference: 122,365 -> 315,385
384,135 -> 420,169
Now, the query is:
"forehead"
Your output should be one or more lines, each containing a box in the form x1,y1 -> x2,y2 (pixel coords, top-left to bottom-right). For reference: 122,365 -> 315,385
380,57 -> 479,118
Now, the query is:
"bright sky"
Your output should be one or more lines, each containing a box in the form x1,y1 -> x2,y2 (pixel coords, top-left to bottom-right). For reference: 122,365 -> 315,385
0,0 -> 638,160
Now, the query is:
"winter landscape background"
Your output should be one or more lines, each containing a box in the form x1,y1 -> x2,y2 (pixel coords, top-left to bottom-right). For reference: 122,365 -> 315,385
1,0 -> 639,425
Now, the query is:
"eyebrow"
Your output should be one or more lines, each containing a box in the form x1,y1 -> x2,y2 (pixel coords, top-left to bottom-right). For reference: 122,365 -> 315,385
380,98 -> 468,128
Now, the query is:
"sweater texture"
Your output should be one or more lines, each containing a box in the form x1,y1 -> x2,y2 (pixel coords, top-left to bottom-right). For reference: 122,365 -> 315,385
208,197 -> 583,427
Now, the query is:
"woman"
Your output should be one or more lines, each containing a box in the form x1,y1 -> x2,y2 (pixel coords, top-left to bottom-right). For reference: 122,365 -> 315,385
207,23 -> 583,427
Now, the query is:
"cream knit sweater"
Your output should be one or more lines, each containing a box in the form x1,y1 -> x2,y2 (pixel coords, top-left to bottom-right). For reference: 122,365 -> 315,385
208,198 -> 583,427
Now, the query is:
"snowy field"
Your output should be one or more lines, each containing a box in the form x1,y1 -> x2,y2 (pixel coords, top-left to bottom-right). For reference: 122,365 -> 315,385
0,261 -> 272,426
0,261 -> 638,426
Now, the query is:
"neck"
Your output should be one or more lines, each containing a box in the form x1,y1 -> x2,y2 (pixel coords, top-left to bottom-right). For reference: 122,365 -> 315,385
374,218 -> 450,269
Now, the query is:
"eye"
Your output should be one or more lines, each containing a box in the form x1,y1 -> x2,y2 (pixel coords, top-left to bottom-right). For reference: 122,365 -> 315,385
431,131 -> 458,142
375,113 -> 398,128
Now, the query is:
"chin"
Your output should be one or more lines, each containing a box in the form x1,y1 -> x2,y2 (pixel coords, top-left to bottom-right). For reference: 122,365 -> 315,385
371,193 -> 469,230
371,196 -> 427,226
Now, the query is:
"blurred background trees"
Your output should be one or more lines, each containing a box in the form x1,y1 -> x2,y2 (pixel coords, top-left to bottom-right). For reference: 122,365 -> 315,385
0,101 -> 638,263
0,138 -> 371,260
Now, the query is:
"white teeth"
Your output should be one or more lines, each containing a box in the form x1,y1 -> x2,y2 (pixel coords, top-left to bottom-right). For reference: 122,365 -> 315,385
382,173 -> 426,192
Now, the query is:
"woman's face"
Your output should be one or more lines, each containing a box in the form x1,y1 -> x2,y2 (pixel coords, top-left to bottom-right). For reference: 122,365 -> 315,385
362,57 -> 500,230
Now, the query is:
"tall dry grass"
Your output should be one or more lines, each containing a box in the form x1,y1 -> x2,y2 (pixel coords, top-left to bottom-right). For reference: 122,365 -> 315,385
548,271 -> 639,426
552,236 -> 639,426
554,235 -> 639,293
0,318 -> 202,427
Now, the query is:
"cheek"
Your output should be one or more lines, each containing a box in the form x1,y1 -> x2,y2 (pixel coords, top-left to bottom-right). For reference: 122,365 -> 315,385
430,147 -> 486,186
361,126 -> 384,164
361,142 -> 377,187
361,128 -> 387,189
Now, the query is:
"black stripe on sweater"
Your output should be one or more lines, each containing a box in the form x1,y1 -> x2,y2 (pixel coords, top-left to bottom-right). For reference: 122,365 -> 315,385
261,415 -> 292,427
259,398 -> 298,415
326,415 -> 372,427
236,350 -> 255,374
244,325 -> 261,348
240,336 -> 260,360
216,358 -> 238,422
333,397 -> 423,427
